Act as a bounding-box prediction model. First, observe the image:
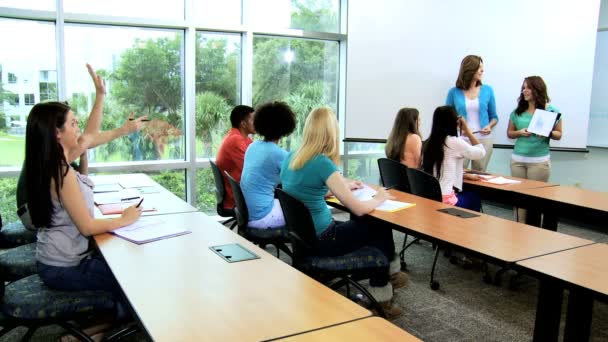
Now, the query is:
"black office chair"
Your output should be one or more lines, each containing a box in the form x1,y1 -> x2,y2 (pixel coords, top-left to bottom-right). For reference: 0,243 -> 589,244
209,159 -> 237,229
275,189 -> 388,318
224,171 -> 292,258
377,158 -> 420,270
0,211 -> 37,282
406,168 -> 443,290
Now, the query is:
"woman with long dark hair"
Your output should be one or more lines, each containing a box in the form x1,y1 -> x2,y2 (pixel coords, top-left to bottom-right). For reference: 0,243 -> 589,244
422,106 -> 485,211
25,101 -> 142,316
446,55 -> 498,171
385,108 -> 422,168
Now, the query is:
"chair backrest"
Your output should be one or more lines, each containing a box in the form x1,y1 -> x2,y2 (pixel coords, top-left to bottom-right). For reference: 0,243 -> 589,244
275,189 -> 318,261
224,171 -> 248,235
406,168 -> 443,202
377,158 -> 411,193
209,159 -> 227,211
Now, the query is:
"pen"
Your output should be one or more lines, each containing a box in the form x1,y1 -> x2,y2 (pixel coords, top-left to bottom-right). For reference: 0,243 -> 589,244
136,198 -> 144,208
121,196 -> 140,201
129,118 -> 151,121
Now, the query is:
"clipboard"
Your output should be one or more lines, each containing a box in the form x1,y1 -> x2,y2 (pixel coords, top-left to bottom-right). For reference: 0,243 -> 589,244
437,208 -> 480,218
210,243 -> 260,263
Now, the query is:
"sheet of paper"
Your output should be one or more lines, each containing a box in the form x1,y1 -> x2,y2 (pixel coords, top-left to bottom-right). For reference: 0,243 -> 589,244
481,176 -> 521,185
478,175 -> 496,180
376,200 -> 416,212
93,183 -> 123,193
351,184 -> 377,201
527,109 -> 560,137
112,217 -> 190,244
94,189 -> 141,205
118,175 -> 156,188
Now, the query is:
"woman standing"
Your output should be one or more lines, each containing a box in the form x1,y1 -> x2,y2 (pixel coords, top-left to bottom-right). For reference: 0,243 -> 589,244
446,55 -> 498,171
507,76 -> 562,222
385,108 -> 422,168
422,106 -> 485,211
280,107 -> 407,318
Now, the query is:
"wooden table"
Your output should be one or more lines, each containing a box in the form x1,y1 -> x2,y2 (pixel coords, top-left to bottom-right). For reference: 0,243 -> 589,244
90,173 -> 198,218
274,317 -> 421,342
95,211 -> 371,341
513,185 -> 608,230
517,243 -> 608,342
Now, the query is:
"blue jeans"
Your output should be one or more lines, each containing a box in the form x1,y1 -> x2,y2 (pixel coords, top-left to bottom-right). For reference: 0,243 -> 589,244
317,217 -> 393,287
37,254 -> 127,319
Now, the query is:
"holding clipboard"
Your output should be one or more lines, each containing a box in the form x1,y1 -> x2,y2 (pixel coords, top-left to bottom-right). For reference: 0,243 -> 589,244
527,109 -> 561,137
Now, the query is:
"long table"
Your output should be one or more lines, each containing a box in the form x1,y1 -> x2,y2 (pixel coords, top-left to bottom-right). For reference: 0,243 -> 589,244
273,317 -> 421,341
91,173 -> 198,218
95,211 -> 372,341
516,243 -> 608,342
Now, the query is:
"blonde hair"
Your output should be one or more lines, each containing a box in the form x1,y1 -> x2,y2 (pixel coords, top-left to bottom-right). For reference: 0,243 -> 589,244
290,107 -> 340,170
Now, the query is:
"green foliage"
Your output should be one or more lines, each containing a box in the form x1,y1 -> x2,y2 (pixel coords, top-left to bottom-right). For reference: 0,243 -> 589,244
282,80 -> 329,150
149,171 -> 186,201
0,177 -> 18,224
196,36 -> 240,105
0,132 -> 25,166
291,0 -> 339,32
196,168 -> 217,214
0,113 -> 6,133
195,92 -> 230,157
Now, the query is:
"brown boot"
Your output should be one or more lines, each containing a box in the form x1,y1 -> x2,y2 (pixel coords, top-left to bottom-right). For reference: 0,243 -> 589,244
379,300 -> 404,320
390,271 -> 409,289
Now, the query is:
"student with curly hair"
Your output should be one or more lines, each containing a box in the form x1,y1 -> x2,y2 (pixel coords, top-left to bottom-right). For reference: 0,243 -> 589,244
240,102 -> 296,229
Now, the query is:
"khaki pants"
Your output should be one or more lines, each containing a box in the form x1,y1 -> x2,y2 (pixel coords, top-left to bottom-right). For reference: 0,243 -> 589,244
511,160 -> 551,222
465,139 -> 494,172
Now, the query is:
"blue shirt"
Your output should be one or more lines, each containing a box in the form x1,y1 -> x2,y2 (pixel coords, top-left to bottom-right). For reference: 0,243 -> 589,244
241,141 -> 288,221
445,84 -> 498,129
280,153 -> 338,235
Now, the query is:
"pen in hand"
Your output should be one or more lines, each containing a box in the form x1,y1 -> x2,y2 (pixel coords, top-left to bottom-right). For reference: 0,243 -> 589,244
129,118 -> 151,121
136,198 -> 144,208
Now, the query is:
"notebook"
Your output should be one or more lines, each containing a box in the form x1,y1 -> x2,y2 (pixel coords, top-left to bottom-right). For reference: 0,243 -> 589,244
97,203 -> 157,215
111,217 -> 190,244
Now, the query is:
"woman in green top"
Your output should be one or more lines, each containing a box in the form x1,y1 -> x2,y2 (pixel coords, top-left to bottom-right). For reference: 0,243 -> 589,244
507,76 -> 563,222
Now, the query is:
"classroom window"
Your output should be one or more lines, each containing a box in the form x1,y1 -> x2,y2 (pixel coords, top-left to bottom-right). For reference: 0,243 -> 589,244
195,31 -> 241,159
0,0 -> 54,11
63,0 -> 184,20
24,93 -> 35,105
250,0 -> 340,33
64,24 -> 186,163
192,0 -> 241,26
196,167 -> 217,215
253,35 -> 339,150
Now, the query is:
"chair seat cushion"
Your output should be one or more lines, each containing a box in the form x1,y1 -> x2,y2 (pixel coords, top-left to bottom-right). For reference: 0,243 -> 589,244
0,221 -> 36,248
2,274 -> 115,320
303,246 -> 389,273
246,226 -> 287,240
0,242 -> 37,281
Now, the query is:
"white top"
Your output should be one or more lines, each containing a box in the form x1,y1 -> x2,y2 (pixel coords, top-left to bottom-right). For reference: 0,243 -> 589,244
436,136 -> 486,195
464,97 -> 492,140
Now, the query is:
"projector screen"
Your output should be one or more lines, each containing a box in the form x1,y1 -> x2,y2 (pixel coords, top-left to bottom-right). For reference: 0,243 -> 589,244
345,0 -> 600,149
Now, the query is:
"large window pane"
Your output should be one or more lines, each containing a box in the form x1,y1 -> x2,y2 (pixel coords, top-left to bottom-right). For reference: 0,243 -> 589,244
250,0 -> 340,33
253,36 -> 339,150
0,18 -> 56,167
64,24 -> 185,163
196,167 -> 217,215
64,0 -> 184,20
195,32 -> 241,158
193,0 -> 241,26
0,0 -> 54,11
0,176 -> 18,223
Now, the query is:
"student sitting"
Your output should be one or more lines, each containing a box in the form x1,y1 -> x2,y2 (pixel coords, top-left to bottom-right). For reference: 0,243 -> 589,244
385,107 -> 422,168
241,102 -> 296,229
216,105 -> 255,210
280,107 -> 408,318
422,106 -> 485,211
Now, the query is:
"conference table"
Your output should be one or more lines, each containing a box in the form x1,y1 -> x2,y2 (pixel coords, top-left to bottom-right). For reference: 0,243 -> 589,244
90,173 -> 198,218
94,211 -> 373,341
273,317 -> 421,341
516,243 -> 608,342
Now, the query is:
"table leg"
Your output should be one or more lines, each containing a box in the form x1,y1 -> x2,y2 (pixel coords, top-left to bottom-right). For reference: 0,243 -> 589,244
533,279 -> 563,342
564,289 -> 594,342
526,209 -> 542,228
542,213 -> 558,232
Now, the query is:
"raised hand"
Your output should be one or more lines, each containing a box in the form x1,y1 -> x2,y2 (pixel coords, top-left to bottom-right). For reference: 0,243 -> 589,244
86,63 -> 106,95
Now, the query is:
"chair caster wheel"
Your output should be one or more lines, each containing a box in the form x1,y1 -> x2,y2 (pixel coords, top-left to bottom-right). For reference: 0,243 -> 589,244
430,281 -> 440,290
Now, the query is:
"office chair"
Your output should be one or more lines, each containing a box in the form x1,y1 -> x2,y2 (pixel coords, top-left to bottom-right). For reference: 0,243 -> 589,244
0,211 -> 37,282
209,159 -> 237,229
275,189 -> 388,318
0,217 -> 36,248
224,171 -> 292,258
405,168 -> 444,290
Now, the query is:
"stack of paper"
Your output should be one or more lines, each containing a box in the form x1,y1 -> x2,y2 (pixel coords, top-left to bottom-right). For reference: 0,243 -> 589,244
118,175 -> 156,188
94,189 -> 142,205
351,184 -> 377,201
481,176 -> 521,185
93,183 -> 123,193
375,200 -> 416,212
111,217 -> 190,244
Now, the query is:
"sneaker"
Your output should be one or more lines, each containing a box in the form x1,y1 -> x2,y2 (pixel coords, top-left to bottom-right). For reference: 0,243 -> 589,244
390,271 -> 409,289
379,300 -> 404,320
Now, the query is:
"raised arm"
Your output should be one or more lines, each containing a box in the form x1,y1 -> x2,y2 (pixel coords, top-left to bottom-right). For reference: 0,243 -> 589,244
60,168 -> 141,236
81,64 -> 106,137
326,171 -> 394,216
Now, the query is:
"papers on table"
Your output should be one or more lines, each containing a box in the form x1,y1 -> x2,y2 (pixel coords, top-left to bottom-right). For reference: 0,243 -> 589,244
111,217 -> 191,244
94,189 -> 142,205
327,184 -> 416,213
351,184 -> 377,201
376,200 -> 416,212
481,176 -> 521,185
93,183 -> 123,193
527,109 -> 560,137
118,175 -> 156,188
97,202 -> 156,215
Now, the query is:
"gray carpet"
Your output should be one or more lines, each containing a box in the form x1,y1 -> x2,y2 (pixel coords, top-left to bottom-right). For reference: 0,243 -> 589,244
1,202 -> 606,341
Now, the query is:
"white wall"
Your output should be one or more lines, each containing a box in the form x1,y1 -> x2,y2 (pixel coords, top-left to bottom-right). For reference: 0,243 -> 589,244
589,0 -> 608,146
346,0 -> 600,149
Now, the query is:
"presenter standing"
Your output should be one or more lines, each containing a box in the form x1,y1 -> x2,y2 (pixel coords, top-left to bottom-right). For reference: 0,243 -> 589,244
446,55 -> 498,171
